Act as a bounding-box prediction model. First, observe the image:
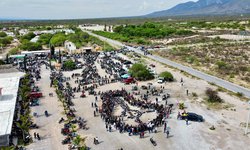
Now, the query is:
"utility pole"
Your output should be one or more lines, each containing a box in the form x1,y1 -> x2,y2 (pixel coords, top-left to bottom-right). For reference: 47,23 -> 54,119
245,101 -> 250,135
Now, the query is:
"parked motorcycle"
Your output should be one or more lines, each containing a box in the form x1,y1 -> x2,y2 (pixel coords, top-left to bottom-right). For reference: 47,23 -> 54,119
150,137 -> 157,146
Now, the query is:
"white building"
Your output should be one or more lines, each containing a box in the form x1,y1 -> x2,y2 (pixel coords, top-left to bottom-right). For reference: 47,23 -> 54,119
0,71 -> 25,146
19,29 -> 29,36
64,41 -> 77,54
34,29 -> 75,36
4,31 -> 15,37
30,36 -> 40,43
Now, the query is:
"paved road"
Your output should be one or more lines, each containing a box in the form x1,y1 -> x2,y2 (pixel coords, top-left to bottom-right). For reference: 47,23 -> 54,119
82,29 -> 250,98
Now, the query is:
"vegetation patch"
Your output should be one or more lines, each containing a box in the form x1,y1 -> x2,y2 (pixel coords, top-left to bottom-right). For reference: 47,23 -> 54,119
129,63 -> 154,81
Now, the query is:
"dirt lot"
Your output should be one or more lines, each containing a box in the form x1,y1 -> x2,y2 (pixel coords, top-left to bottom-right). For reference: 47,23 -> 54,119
26,52 -> 250,150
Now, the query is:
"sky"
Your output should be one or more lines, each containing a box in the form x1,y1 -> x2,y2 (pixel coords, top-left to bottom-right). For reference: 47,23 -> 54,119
0,0 -> 196,19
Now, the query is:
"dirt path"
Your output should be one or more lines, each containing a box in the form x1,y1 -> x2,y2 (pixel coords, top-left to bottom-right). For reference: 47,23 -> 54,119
27,65 -> 68,150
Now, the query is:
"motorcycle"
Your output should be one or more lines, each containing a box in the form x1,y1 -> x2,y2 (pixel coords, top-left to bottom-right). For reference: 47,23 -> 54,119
150,138 -> 157,146
59,117 -> 65,124
62,137 -> 71,144
30,123 -> 39,129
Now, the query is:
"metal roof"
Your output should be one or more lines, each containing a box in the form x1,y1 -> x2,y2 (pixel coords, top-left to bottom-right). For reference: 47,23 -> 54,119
0,72 -> 25,136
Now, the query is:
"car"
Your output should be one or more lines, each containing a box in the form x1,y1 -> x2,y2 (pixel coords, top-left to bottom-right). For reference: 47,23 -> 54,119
182,112 -> 204,122
29,92 -> 43,98
124,60 -> 132,65
157,77 -> 165,84
123,77 -> 135,84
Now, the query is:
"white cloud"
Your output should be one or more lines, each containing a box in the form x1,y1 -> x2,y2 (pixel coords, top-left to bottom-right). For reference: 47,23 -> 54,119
0,0 -> 195,19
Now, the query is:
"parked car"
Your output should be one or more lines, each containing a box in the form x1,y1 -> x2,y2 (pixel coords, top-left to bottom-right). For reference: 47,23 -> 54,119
123,77 -> 135,84
29,92 -> 43,98
157,77 -> 165,84
181,112 -> 204,122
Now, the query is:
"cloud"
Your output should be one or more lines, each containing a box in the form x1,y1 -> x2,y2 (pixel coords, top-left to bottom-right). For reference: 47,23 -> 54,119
0,0 -> 195,19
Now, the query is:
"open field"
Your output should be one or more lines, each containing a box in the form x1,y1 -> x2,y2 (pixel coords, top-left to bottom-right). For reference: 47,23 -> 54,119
152,38 -> 250,89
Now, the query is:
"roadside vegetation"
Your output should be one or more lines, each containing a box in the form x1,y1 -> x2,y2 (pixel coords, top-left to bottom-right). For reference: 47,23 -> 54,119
93,22 -> 193,45
159,71 -> 174,82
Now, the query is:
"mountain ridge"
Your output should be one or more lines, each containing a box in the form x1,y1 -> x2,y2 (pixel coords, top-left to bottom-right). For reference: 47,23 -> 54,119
147,0 -> 250,17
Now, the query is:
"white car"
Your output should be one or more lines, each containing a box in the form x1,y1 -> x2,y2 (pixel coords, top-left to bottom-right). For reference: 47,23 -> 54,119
157,77 -> 165,84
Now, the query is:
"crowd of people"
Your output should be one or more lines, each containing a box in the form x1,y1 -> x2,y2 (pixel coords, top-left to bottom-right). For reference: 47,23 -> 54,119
99,89 -> 172,137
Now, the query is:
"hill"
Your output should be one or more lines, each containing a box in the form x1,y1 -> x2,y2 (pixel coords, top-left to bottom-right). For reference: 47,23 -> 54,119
147,0 -> 250,17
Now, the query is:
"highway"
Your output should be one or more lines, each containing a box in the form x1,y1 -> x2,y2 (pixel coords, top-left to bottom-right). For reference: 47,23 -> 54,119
82,29 -> 250,98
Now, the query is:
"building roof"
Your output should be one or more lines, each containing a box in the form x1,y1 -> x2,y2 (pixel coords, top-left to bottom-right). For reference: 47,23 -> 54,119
0,72 -> 25,136
82,47 -> 93,50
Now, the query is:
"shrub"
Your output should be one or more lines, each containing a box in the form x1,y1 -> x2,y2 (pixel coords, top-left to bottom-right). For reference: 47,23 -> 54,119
206,88 -> 223,103
236,92 -> 243,97
159,71 -> 174,82
179,103 -> 185,110
20,32 -> 36,42
216,61 -> 228,70
63,59 -> 76,71
192,92 -> 198,97
20,40 -> 42,51
0,36 -> 13,46
129,63 -> 154,81
0,32 -> 7,37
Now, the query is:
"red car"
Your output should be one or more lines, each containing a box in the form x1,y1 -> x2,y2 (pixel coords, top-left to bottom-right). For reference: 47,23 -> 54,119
123,77 -> 135,84
29,92 -> 43,98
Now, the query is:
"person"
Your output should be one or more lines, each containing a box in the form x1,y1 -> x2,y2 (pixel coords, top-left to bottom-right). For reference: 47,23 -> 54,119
166,130 -> 170,138
186,118 -> 189,125
109,125 -> 112,132
37,133 -> 40,140
45,110 -> 48,117
154,127 -> 158,133
186,89 -> 189,96
177,112 -> 181,120
164,123 -> 167,133
94,137 -> 99,145
34,132 -> 37,139
94,111 -> 96,117
106,123 -> 108,131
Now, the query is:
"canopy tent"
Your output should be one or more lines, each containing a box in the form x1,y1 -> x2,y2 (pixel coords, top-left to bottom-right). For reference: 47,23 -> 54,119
121,74 -> 130,79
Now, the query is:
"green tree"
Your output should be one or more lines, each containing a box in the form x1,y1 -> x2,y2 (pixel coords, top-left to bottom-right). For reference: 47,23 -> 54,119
20,40 -> 42,51
50,33 -> 66,46
63,59 -> 76,70
20,32 -> 36,42
0,31 -> 7,37
0,36 -> 13,46
159,71 -> 174,82
129,63 -> 154,81
37,33 -> 53,45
